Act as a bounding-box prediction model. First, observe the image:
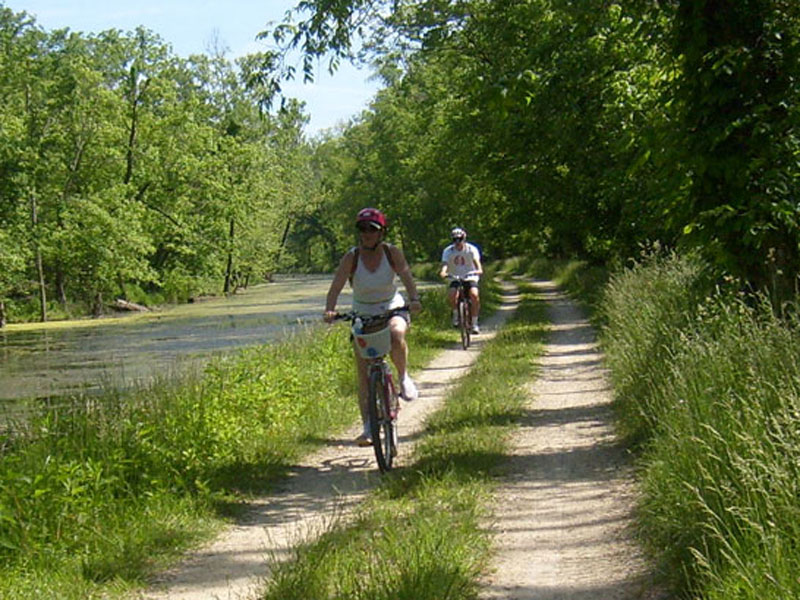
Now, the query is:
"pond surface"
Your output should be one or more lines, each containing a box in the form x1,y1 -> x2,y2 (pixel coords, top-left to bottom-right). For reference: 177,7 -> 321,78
0,275 -> 350,405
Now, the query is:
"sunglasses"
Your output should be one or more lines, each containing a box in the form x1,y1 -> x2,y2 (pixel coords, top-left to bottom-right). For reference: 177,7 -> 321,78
357,223 -> 382,233
452,237 -> 465,242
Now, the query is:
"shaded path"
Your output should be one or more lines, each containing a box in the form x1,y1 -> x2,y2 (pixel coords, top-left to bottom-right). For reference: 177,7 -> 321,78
479,280 -> 656,600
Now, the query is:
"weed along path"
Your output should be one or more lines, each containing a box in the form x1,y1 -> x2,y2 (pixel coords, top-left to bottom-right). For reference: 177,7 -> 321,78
479,280 -> 655,600
141,283 -> 521,600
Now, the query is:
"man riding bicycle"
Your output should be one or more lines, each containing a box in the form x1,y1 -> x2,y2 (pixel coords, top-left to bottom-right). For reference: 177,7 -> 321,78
324,208 -> 422,446
439,227 -> 483,334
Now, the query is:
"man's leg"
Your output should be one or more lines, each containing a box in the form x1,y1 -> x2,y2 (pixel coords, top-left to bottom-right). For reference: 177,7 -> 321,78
448,286 -> 459,326
469,285 -> 481,333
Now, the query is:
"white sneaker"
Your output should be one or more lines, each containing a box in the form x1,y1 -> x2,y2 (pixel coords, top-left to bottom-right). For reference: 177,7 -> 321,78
401,374 -> 419,401
452,309 -> 459,328
471,320 -> 480,334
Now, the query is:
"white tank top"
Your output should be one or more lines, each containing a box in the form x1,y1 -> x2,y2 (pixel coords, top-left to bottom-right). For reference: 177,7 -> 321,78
351,246 -> 403,314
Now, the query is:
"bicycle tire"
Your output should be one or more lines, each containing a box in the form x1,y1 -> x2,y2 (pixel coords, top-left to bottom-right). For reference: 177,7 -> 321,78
458,296 -> 471,349
367,367 -> 395,472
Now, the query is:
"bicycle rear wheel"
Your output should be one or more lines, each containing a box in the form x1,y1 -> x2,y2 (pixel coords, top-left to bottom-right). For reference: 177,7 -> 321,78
367,366 -> 396,472
458,297 -> 471,349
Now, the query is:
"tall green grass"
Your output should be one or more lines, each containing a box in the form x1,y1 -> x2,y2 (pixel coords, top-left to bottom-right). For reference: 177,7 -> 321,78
601,251 -> 715,446
601,252 -> 800,599
0,325 -> 357,598
0,286 -> 449,599
259,286 -> 547,600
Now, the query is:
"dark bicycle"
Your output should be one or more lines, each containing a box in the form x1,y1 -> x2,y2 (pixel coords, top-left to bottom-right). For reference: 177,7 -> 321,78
334,307 -> 407,472
449,276 -> 474,349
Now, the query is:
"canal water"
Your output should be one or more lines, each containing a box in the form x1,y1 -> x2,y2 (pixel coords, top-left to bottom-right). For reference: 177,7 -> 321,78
0,276 -> 350,404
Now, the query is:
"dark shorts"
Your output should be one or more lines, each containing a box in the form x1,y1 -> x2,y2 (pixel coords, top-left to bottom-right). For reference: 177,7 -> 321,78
449,280 -> 478,292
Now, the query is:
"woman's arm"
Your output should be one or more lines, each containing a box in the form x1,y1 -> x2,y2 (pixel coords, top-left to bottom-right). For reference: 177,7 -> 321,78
389,245 -> 421,312
324,250 -> 354,320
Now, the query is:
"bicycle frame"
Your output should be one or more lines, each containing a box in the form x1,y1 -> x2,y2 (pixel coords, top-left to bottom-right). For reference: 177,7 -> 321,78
334,307 -> 407,472
450,277 -> 473,349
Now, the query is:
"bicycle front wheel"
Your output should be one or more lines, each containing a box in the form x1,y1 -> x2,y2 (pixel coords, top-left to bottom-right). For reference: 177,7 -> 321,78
458,298 -> 471,349
367,366 -> 396,472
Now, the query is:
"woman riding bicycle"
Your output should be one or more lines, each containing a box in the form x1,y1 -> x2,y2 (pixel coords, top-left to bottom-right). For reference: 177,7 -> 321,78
324,208 -> 422,446
439,227 -> 483,333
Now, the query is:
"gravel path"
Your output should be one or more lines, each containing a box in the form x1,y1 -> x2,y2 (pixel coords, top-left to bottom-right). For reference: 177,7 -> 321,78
141,280 -> 661,600
479,280 -> 659,600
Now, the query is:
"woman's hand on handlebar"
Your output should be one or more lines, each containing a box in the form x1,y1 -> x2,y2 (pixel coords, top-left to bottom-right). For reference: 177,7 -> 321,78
323,310 -> 338,323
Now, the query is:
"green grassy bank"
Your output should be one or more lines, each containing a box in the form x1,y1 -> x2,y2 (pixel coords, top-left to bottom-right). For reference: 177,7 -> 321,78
601,253 -> 800,599
0,277 -> 471,599
0,323 -> 358,598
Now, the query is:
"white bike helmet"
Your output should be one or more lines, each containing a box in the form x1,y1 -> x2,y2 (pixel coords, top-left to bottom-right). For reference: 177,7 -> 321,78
450,227 -> 466,241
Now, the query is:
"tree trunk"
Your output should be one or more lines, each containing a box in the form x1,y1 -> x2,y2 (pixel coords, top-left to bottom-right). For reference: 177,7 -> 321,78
0,301 -> 6,328
92,291 -> 104,318
113,298 -> 149,312
31,193 -> 47,323
56,267 -> 68,309
276,219 -> 291,268
223,217 -> 235,294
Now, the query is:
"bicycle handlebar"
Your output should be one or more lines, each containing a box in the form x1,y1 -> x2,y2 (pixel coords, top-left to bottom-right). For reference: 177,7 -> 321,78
332,306 -> 410,325
446,273 -> 479,281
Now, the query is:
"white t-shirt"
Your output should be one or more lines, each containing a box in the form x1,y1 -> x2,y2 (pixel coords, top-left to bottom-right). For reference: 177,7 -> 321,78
441,242 -> 481,282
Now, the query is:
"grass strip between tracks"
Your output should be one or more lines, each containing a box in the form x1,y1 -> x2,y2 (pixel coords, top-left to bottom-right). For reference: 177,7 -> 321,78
260,283 -> 547,600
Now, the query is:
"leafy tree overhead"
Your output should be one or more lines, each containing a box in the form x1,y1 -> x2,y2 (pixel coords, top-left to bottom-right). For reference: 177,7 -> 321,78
669,0 -> 800,297
2,0 -> 799,323
267,0 -> 800,299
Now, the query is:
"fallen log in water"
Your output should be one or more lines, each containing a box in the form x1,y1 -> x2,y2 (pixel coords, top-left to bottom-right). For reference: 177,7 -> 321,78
113,298 -> 150,312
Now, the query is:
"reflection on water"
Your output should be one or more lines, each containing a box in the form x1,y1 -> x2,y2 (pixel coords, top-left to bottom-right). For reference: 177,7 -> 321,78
0,275 -> 350,404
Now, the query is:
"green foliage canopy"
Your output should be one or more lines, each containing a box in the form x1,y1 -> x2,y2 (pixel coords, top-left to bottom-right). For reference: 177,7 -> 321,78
268,0 -> 800,299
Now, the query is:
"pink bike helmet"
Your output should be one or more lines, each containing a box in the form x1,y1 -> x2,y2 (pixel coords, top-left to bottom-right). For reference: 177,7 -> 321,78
356,207 -> 388,230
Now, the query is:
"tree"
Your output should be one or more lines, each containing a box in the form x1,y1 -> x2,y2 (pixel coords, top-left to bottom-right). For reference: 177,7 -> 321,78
270,0 -> 800,300
670,0 -> 800,298
0,6 -> 325,318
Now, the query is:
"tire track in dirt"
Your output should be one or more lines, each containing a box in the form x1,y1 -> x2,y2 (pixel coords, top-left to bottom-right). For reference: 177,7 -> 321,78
479,280 -> 662,600
141,283 -> 521,600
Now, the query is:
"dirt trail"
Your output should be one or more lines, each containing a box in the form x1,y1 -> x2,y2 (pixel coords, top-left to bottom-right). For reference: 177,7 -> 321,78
479,280 -> 657,600
142,280 -> 659,600
141,283 -> 520,600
